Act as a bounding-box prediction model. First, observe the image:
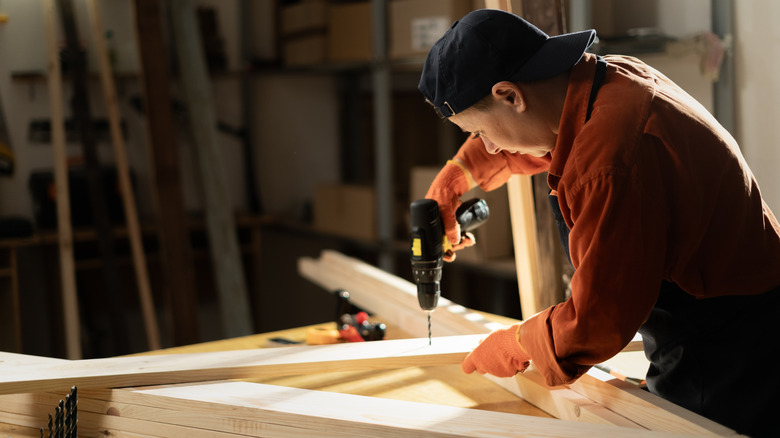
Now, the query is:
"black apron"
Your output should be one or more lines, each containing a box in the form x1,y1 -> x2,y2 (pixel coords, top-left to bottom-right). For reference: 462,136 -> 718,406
547,57 -> 780,438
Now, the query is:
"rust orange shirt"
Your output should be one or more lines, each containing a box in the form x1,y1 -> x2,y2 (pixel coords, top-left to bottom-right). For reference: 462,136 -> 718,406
454,53 -> 780,386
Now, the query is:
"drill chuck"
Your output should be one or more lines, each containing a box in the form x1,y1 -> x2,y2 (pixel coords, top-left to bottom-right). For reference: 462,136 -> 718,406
415,281 -> 440,311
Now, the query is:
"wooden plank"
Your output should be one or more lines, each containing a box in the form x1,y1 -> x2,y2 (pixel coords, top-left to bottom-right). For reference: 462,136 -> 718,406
298,251 -> 502,338
0,383 -> 689,438
101,382 -> 690,438
168,0 -> 253,338
0,397 -> 239,438
485,0 -> 567,319
137,382 -> 694,437
60,0 -> 131,357
85,0 -> 161,352
0,334 -> 482,395
132,0 -> 201,346
507,176 -> 545,319
488,0 -> 551,325
299,250 -> 641,350
568,369 -> 739,436
41,0 -> 81,360
297,251 -> 735,435
484,369 -> 642,428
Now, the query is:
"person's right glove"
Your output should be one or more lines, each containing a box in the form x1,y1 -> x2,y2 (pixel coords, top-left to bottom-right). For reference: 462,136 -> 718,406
425,159 -> 474,261
461,324 -> 531,377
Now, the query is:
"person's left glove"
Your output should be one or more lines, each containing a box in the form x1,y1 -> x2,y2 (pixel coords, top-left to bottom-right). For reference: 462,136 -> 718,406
461,324 -> 531,377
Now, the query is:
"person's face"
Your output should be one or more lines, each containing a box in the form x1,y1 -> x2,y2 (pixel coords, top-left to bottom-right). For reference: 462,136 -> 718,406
448,84 -> 557,157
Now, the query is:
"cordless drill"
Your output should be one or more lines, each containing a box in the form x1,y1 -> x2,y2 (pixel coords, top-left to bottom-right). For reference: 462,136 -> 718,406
410,198 -> 489,344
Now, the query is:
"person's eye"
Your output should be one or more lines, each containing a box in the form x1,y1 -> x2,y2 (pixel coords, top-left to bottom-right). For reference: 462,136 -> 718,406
472,132 -> 482,139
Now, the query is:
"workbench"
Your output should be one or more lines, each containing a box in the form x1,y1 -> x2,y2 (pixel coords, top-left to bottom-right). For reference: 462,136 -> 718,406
0,319 -> 551,437
0,249 -> 735,436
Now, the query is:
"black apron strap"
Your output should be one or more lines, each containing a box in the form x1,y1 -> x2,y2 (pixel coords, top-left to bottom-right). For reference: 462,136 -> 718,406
549,55 -> 607,266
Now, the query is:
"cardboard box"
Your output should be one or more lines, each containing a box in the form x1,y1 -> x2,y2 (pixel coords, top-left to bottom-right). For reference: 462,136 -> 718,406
390,0 -> 473,59
470,0 -> 523,12
280,0 -> 329,36
313,183 -> 376,240
409,167 -> 512,260
283,33 -> 328,67
590,0 -> 658,38
328,2 -> 373,62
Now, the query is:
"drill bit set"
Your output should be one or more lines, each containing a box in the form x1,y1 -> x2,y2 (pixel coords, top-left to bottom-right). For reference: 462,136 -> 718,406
39,386 -> 77,438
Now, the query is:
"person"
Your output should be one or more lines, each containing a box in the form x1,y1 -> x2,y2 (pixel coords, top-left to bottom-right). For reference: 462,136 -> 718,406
418,9 -> 780,438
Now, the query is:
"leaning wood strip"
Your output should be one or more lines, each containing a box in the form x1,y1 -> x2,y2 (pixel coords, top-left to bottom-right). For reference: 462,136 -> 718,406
507,174 -> 545,320
299,251 -> 504,337
0,335 -> 481,395
169,0 -> 253,338
41,0 -> 82,360
85,0 -> 161,351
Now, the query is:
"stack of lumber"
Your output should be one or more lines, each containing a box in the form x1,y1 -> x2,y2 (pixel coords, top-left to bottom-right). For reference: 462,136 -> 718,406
1,380 -> 700,438
298,250 -> 740,437
0,251 -> 740,436
0,344 -> 710,438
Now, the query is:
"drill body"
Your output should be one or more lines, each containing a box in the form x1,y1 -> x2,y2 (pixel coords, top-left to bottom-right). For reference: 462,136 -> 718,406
409,198 -> 489,312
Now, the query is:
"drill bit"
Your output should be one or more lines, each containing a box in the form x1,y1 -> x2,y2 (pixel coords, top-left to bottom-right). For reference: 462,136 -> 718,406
427,311 -> 432,345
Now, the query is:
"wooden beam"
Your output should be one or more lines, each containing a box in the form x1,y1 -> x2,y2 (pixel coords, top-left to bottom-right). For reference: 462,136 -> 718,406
168,0 -> 254,338
85,0 -> 161,351
0,335 -> 482,395
507,176 -> 546,319
131,0 -> 201,346
484,367 -> 641,428
60,0 -> 131,357
41,0 -> 81,360
568,368 -> 738,436
485,0 -> 567,320
298,250 -> 503,339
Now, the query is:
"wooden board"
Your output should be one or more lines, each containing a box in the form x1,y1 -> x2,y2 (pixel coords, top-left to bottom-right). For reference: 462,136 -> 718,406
568,369 -> 738,436
0,335 -> 482,395
41,0 -> 81,360
86,0 -> 160,351
298,250 -> 504,339
132,0 -> 201,346
168,0 -> 254,338
1,384 -> 693,438
507,175 -> 545,319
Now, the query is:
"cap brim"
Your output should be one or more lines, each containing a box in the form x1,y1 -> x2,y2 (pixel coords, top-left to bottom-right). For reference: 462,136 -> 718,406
511,29 -> 596,81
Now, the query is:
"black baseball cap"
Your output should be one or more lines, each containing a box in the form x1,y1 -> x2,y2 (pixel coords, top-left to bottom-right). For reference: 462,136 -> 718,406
418,9 -> 596,117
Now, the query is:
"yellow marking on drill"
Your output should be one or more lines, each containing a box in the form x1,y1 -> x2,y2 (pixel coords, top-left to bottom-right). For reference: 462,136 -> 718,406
442,236 -> 453,253
412,238 -> 422,257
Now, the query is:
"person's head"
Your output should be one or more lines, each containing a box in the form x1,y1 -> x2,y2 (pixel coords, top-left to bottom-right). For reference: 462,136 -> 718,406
418,9 -> 596,156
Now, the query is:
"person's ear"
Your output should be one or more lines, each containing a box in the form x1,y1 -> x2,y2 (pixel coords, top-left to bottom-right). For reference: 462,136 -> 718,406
491,81 -> 526,111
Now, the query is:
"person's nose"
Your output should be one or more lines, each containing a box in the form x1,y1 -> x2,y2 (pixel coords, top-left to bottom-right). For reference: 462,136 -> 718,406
482,136 -> 501,154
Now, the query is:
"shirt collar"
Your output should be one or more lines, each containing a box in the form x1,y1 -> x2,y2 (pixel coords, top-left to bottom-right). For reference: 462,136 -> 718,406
547,53 -> 599,189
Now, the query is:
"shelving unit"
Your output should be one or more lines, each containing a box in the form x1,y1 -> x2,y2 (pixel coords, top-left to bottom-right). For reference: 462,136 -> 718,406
249,0 -> 522,320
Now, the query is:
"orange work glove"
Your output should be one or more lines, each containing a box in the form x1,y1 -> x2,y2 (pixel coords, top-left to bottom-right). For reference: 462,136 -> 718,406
425,159 -> 475,261
461,324 -> 531,377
